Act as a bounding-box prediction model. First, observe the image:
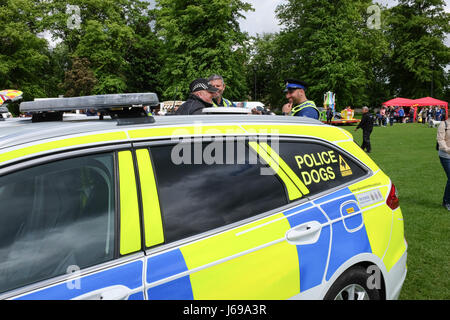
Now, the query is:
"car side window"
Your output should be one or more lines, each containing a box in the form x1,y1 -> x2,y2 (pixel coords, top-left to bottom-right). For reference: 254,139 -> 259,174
149,140 -> 288,244
0,153 -> 116,294
278,140 -> 368,197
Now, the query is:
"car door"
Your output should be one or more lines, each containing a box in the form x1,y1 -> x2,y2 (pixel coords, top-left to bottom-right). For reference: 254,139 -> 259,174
0,148 -> 145,300
135,137 -> 333,299
274,138 -> 374,290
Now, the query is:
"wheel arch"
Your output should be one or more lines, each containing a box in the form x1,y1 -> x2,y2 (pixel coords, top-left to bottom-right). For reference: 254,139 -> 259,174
318,253 -> 388,300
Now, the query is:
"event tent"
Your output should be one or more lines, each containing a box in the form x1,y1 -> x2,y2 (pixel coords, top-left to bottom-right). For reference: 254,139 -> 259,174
382,96 -> 448,121
412,97 -> 448,107
413,97 -> 448,120
382,97 -> 416,107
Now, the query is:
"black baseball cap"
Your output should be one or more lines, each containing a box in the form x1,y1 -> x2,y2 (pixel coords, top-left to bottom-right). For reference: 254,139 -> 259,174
189,78 -> 219,93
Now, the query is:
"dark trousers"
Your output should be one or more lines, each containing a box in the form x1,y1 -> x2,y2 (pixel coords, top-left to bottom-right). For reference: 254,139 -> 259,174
327,114 -> 333,123
440,156 -> 450,206
361,130 -> 372,152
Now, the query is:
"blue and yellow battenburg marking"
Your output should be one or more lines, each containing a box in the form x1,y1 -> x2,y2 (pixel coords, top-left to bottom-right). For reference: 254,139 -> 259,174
144,186 -> 377,300
146,213 -> 299,300
14,260 -> 144,300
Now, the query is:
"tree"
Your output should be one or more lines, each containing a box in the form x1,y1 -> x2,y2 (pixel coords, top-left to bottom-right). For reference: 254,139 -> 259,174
155,0 -> 253,101
386,0 -> 450,99
61,57 -> 97,97
0,0 -> 53,101
42,0 -> 161,95
245,33 -> 291,109
273,0 -> 390,109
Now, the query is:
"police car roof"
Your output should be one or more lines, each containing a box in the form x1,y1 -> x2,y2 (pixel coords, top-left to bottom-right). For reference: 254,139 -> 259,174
0,114 -> 325,150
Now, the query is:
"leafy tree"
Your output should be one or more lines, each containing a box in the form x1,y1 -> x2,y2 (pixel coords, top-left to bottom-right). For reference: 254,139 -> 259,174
155,0 -> 253,101
61,57 -> 97,97
0,0 -> 53,101
42,0 -> 161,95
274,0 -> 390,110
386,0 -> 450,99
245,33 -> 291,110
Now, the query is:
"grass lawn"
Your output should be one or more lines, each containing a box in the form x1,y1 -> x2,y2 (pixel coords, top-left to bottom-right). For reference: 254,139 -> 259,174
349,122 -> 449,300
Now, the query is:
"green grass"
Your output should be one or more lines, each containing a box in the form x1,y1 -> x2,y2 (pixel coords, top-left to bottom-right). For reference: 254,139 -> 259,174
349,122 -> 450,300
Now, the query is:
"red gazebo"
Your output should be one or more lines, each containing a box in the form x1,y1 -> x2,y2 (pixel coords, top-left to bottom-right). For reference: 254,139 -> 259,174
413,97 -> 448,120
383,97 -> 448,121
382,98 -> 416,107
382,98 -> 417,122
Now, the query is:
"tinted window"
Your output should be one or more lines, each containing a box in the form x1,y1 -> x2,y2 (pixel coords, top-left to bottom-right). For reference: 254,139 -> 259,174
0,153 -> 116,294
150,140 -> 288,244
278,141 -> 367,197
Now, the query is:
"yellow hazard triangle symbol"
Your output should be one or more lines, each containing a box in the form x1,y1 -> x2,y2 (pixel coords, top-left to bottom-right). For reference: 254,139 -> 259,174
339,155 -> 353,177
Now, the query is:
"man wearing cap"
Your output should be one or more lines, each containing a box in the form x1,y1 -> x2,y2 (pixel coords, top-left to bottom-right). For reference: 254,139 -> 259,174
208,74 -> 236,108
284,79 -> 319,119
175,78 -> 219,115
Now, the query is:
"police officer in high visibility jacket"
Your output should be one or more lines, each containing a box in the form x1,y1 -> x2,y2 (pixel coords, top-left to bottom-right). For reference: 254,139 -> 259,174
208,74 -> 236,108
284,79 -> 319,119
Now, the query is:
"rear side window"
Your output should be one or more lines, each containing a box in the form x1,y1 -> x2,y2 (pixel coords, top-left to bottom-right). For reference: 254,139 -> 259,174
149,140 -> 288,244
0,153 -> 116,294
278,140 -> 367,197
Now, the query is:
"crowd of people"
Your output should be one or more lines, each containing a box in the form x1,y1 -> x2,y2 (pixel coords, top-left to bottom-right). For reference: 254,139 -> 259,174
375,106 -> 447,127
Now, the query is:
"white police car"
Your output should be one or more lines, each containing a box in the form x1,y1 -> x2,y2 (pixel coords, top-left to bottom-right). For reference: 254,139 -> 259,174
0,94 -> 406,300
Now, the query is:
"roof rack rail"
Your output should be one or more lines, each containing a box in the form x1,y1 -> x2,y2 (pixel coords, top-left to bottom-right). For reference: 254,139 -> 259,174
20,93 -> 159,124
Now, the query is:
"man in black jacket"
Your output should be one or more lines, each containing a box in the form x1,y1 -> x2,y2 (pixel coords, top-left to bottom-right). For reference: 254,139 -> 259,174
355,106 -> 374,153
175,78 -> 219,115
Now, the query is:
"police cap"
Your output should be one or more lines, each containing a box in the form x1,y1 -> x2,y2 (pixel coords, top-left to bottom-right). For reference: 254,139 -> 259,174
284,79 -> 308,91
190,78 -> 219,93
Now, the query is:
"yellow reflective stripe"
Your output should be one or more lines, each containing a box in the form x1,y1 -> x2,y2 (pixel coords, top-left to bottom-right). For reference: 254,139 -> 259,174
118,151 -> 142,255
0,131 -> 128,164
258,142 -> 310,196
136,149 -> 164,248
248,141 -> 303,201
336,141 -> 380,172
240,124 -> 351,143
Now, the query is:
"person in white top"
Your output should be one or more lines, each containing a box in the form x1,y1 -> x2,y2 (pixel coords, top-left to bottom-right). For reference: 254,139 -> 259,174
437,118 -> 450,211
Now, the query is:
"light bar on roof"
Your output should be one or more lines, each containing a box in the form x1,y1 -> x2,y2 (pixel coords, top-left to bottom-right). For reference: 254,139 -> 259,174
20,93 -> 159,113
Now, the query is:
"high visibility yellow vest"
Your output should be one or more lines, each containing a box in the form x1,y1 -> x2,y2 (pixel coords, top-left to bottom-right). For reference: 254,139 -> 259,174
213,98 -> 233,108
291,100 -> 319,117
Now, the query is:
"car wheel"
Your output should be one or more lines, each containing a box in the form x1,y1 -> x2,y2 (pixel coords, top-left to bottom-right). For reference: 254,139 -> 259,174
324,266 -> 383,300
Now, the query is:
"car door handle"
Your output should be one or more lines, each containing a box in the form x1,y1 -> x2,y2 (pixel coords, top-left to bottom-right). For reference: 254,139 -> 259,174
285,221 -> 322,245
72,285 -> 132,300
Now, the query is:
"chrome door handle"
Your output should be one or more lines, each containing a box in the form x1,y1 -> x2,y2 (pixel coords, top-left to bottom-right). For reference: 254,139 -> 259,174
72,285 -> 132,300
285,221 -> 322,245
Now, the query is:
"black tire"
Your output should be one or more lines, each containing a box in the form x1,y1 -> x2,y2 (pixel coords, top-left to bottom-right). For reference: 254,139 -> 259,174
324,265 -> 383,300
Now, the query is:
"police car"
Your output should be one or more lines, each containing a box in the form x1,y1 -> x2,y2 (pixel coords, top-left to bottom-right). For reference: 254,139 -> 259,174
0,93 -> 407,300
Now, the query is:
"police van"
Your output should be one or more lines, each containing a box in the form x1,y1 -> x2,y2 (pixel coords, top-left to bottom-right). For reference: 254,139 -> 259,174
0,93 -> 407,300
